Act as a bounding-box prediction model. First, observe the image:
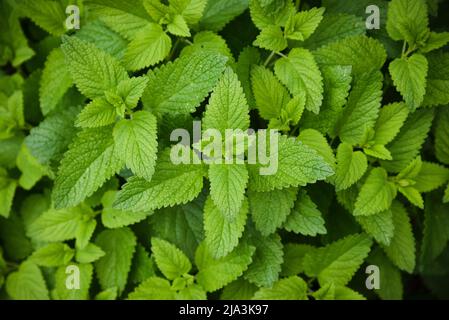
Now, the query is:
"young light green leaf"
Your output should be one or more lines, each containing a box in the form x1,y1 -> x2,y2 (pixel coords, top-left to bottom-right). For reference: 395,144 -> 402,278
253,276 -> 308,300
151,237 -> 192,280
30,243 -> 74,267
6,261 -> 49,300
335,143 -> 368,191
373,102 -> 409,145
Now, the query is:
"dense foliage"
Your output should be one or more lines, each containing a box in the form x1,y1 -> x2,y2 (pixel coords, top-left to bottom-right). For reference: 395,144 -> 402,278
1,0 -> 449,300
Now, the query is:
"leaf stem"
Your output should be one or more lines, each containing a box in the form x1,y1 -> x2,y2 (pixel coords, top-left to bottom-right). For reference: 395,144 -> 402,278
263,51 -> 276,67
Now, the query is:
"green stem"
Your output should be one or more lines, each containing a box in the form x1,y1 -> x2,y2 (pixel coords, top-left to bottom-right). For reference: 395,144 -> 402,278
276,51 -> 288,59
263,51 -> 276,67
401,40 -> 407,58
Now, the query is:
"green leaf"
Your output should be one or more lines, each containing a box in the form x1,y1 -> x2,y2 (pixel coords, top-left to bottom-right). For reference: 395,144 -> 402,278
28,206 -> 85,242
285,7 -> 325,41
75,98 -> 117,128
312,282 -> 366,300
354,167 -> 397,216
208,164 -> 248,220
180,31 -> 234,61
435,108 -> 449,165
421,193 -> 449,265
251,65 -> 290,120
128,276 -> 176,299
274,48 -> 323,113
297,129 -> 336,171
380,109 -> 434,172
248,188 -> 296,236
284,190 -> 326,236
6,261 -> 49,300
337,71 -> 383,145
129,244 -> 155,284
253,26 -> 287,52
53,263 -> 93,300
363,144 -> 392,161
423,52 -> 449,107
124,23 -> 172,71
113,111 -> 158,181
76,243 -> 105,264
39,48 -> 73,115
413,162 -> 449,193
244,231 -> 284,287
167,15 -> 191,37
30,243 -> 75,267
302,13 -> 365,50
303,233 -> 373,286
314,35 -> 387,79
101,190 -> 151,229
249,0 -> 293,30
204,196 -> 248,258
335,143 -> 368,191
151,237 -> 192,280
356,209 -> 394,246
253,276 -> 308,300
116,77 -> 149,109
52,126 -> 124,208
368,249 -> 403,300
142,51 -> 228,115
203,67 -> 250,134
221,279 -> 258,300
373,102 -> 409,146
281,243 -> 314,277
386,0 -> 429,45
200,0 -> 249,31
420,31 -> 449,53
114,148 -> 206,212
95,227 -> 137,294
0,170 -> 17,218
248,135 -> 334,192
18,0 -> 67,36
171,0 -> 207,25
61,36 -> 128,99
381,201 -> 415,273
195,242 -> 255,292
389,54 -> 428,111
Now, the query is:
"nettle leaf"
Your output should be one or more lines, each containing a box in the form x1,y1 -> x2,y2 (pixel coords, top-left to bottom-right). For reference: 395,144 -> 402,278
356,209 -> 395,246
285,7 -> 325,41
354,167 -> 397,216
389,54 -> 428,111
151,237 -> 192,280
373,102 -> 409,146
248,188 -> 297,236
6,261 -> 49,300
435,108 -> 449,165
53,263 -> 93,300
18,0 -> 67,36
30,243 -> 74,267
61,36 -> 129,99
368,249 -> 403,300
124,23 -> 172,71
381,201 -> 416,273
248,135 -> 334,192
303,233 -> 373,286
95,227 -> 137,294
195,242 -> 255,292
142,51 -> 228,115
200,0 -> 249,31
420,31 -> 449,53
52,126 -> 124,208
253,26 -> 287,52
274,48 -> 323,113
114,148 -> 206,212
113,111 -> 158,181
249,0 -> 293,30
284,190 -> 327,236
413,162 -> 449,193
75,98 -> 117,128
128,277 -> 175,300
181,31 -> 234,62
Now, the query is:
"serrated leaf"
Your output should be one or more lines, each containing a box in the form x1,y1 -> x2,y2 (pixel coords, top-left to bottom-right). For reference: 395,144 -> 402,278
381,201 -> 415,273
274,48 -> 323,113
30,243 -> 74,267
124,23 -> 171,71
367,249 -> 403,300
281,243 -> 314,277
195,242 -> 255,292
253,26 -> 287,52
76,243 -> 105,264
95,227 -> 137,294
244,230 -> 284,287
356,209 -> 395,246
53,263 -> 93,300
253,276 -> 308,300
248,188 -> 296,236
423,52 -> 449,107
303,233 -> 373,286
297,128 -> 336,170
151,237 -> 191,280
114,148 -> 205,212
18,0 -> 67,36
6,261 -> 49,300
354,167 -> 397,216
373,102 -> 409,145
128,276 -> 176,299
113,111 -> 158,181
335,143 -> 368,191
142,51 -> 228,115
389,54 -> 428,111
200,0 -> 249,31
413,162 -> 449,193
76,98 -> 117,128
39,48 -> 73,115
61,36 -> 128,100
285,7 -> 325,41
204,196 -> 248,258
337,71 -> 383,145
52,126 -> 123,208
435,108 -> 449,165
284,190 -> 326,236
